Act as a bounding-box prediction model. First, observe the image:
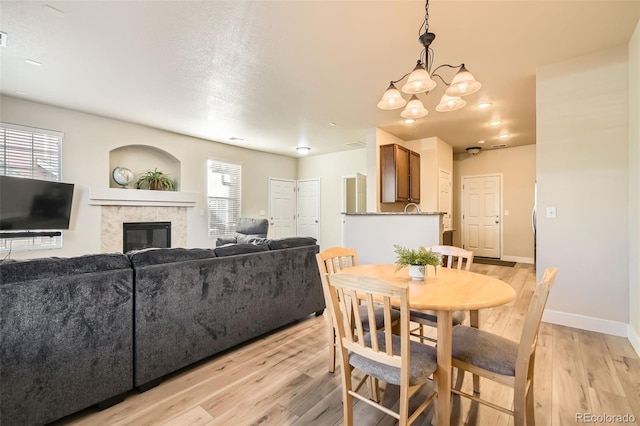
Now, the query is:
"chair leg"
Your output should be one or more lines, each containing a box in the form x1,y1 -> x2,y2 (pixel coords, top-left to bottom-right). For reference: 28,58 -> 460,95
342,366 -> 354,426
399,380 -> 410,426
367,377 -> 380,402
454,368 -> 465,391
526,385 -> 535,426
514,383 -> 526,426
328,324 -> 336,373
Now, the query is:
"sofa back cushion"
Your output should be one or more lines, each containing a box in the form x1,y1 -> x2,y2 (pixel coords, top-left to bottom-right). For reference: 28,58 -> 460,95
214,243 -> 270,257
268,237 -> 317,250
128,247 -> 216,267
0,252 -> 131,284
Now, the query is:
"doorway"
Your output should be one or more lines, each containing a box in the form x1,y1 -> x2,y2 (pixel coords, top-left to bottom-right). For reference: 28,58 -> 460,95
461,174 -> 502,258
268,178 -> 296,239
342,173 -> 367,214
268,177 -> 321,241
297,178 -> 320,240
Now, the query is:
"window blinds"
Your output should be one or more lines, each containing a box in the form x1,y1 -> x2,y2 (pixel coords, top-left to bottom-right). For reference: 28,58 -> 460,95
206,159 -> 241,238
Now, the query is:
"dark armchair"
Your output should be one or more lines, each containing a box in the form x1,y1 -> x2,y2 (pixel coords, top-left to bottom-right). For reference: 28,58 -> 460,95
215,217 -> 269,246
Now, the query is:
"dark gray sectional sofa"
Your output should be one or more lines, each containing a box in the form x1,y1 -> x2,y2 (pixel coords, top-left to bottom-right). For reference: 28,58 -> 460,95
0,238 -> 323,425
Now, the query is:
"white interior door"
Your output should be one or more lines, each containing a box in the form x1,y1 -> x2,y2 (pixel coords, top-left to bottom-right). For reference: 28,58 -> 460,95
297,178 -> 320,240
269,178 -> 296,239
438,169 -> 452,230
462,175 -> 501,258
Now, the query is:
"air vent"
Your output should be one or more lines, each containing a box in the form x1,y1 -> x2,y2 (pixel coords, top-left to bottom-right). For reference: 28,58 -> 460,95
491,143 -> 508,149
0,32 -> 7,48
344,141 -> 366,149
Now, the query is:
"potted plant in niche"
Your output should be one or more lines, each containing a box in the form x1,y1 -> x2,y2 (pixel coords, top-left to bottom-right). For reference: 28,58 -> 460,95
394,244 -> 442,281
135,168 -> 176,191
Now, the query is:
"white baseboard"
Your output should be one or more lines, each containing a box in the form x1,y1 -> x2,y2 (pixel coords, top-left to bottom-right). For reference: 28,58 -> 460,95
501,255 -> 534,264
542,309 -> 628,337
629,324 -> 640,357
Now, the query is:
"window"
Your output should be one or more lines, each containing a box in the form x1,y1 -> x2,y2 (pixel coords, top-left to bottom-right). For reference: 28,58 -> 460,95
1,122 -> 64,251
207,159 -> 241,238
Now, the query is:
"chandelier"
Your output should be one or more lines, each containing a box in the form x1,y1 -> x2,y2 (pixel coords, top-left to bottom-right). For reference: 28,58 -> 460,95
377,0 -> 481,120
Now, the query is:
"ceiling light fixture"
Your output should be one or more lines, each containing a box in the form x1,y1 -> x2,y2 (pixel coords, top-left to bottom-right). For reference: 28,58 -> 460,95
25,59 -> 42,67
466,146 -> 482,156
296,146 -> 311,155
489,120 -> 502,127
498,131 -> 510,139
377,0 -> 481,121
477,102 -> 492,109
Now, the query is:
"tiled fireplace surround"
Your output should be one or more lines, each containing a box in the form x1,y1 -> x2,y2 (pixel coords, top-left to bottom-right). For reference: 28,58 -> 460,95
89,188 -> 197,253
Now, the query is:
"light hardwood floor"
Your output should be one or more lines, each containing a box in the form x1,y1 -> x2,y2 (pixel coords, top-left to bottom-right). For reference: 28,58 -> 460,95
56,263 -> 640,426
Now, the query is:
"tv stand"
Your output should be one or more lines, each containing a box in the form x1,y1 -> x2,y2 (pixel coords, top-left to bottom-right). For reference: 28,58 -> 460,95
0,231 -> 62,239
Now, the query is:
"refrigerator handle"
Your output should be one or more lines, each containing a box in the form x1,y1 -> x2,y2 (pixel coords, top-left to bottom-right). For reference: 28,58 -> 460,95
531,207 -> 536,233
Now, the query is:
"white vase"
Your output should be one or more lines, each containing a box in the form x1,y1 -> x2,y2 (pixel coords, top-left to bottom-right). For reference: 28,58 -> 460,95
408,264 -> 426,281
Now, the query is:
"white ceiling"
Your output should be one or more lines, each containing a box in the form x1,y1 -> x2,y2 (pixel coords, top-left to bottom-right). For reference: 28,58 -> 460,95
1,1 -> 639,157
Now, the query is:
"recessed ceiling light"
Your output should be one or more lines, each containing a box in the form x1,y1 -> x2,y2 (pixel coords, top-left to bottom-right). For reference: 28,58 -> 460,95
25,59 -> 41,67
329,122 -> 337,126
477,102 -> 492,109
498,131 -> 510,139
477,140 -> 485,144
404,118 -> 416,124
229,136 -> 244,141
490,120 -> 502,127
296,146 -> 311,155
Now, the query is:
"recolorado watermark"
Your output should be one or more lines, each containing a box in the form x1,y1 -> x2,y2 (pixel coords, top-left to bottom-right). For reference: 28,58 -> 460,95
576,413 -> 636,423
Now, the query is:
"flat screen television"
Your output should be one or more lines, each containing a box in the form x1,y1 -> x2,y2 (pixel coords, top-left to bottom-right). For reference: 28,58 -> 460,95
0,175 -> 74,231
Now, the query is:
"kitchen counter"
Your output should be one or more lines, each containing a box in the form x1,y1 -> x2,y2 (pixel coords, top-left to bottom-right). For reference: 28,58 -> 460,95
342,213 -> 444,264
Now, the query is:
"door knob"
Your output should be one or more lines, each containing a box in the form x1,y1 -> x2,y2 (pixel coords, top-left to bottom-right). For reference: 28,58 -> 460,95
495,220 -> 499,224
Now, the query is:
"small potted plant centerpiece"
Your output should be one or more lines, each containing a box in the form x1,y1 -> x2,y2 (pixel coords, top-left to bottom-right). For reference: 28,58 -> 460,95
394,244 -> 442,281
135,168 -> 176,191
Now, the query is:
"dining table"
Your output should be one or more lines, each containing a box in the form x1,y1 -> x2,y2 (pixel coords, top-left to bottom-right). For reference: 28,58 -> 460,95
336,263 -> 516,426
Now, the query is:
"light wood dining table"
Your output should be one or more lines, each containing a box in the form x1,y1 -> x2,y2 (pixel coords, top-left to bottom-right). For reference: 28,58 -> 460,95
337,264 -> 516,426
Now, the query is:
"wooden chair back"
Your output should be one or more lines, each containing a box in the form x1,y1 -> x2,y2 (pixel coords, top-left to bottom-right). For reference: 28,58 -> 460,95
429,245 -> 474,271
327,273 -> 410,380
515,267 -> 558,378
316,246 -> 358,274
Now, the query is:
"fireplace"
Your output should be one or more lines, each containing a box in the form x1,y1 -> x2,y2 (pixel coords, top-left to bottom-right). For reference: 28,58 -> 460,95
123,222 -> 171,252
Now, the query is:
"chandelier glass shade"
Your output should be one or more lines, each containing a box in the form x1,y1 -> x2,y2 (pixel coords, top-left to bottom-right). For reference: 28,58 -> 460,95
401,95 -> 429,119
377,0 -> 481,121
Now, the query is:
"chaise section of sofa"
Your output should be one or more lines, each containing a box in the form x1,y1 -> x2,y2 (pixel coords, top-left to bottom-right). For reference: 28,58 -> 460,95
129,240 -> 324,390
0,253 -> 134,426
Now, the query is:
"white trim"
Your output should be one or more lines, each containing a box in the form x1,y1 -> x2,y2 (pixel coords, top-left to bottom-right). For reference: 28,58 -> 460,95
628,324 -> 640,358
89,187 -> 197,207
501,255 -> 534,264
542,309 -> 628,337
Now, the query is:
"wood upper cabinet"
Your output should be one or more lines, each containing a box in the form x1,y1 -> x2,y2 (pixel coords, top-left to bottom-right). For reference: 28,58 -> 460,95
380,144 -> 420,203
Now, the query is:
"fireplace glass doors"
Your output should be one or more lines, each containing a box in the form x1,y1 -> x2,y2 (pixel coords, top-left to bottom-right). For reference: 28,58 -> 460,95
123,222 -> 171,252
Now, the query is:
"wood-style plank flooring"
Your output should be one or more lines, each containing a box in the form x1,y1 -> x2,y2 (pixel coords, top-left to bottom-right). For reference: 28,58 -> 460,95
55,263 -> 640,426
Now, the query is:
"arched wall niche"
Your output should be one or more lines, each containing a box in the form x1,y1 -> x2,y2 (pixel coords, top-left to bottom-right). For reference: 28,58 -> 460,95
109,145 -> 181,190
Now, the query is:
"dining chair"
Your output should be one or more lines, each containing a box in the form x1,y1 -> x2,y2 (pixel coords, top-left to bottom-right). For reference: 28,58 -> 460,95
325,272 -> 438,426
450,267 -> 558,426
316,247 -> 400,374
409,245 -> 474,340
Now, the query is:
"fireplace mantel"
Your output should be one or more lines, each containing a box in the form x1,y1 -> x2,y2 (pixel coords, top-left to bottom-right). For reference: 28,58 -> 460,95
89,187 -> 198,207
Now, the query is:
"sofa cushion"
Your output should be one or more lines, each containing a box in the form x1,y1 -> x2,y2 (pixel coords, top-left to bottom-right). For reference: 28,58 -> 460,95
214,243 -> 270,257
0,252 -> 131,284
268,237 -> 317,250
128,247 -> 217,267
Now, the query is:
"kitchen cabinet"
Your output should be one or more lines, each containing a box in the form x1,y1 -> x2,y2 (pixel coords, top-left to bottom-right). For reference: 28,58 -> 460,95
380,144 -> 420,203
